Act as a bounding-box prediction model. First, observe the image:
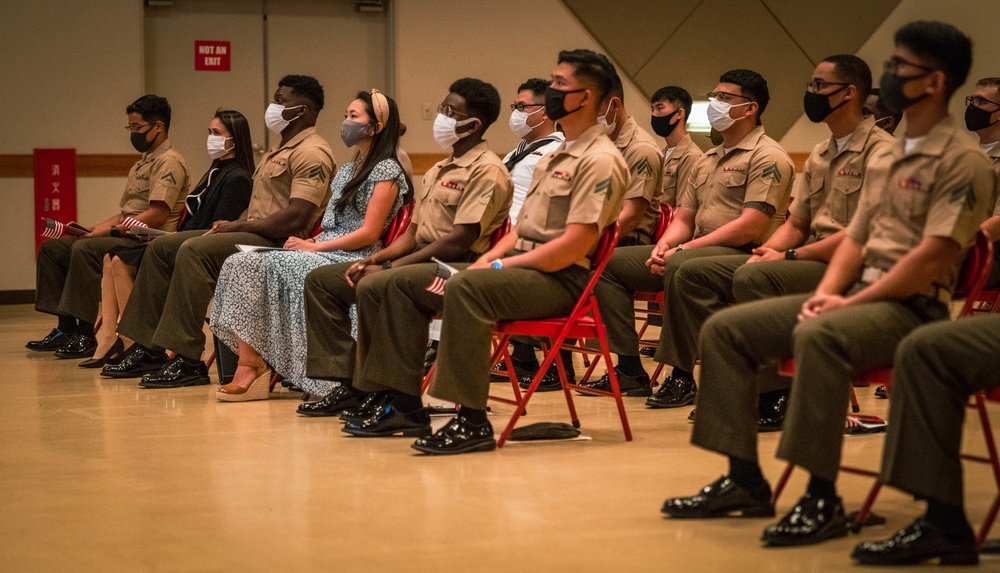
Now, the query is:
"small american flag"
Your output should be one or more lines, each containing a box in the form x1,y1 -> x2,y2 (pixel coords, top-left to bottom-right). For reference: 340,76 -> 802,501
40,218 -> 64,239
120,216 -> 148,229
425,257 -> 459,296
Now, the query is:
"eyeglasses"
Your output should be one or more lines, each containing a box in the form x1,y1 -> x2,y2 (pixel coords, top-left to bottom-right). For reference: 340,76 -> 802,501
437,104 -> 468,118
125,123 -> 153,133
883,57 -> 937,76
707,91 -> 751,104
510,102 -> 544,112
966,95 -> 1000,110
806,80 -> 849,93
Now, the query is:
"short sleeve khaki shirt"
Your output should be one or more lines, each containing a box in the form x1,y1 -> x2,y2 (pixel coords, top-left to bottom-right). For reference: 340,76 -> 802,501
411,141 -> 513,254
847,116 -> 997,294
119,140 -> 190,231
247,127 -> 336,238
987,144 -> 1000,217
614,117 -> 664,242
680,126 -> 795,244
518,124 -> 629,267
660,133 -> 705,208
790,117 -> 895,240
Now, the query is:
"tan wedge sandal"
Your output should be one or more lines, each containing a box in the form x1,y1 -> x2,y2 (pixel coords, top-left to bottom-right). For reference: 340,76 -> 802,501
216,358 -> 272,402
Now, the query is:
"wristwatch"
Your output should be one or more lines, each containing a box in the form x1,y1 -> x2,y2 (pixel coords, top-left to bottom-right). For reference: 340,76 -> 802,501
381,261 -> 393,270
785,249 -> 798,261
675,243 -> 685,251
491,259 -> 504,269
110,226 -> 120,237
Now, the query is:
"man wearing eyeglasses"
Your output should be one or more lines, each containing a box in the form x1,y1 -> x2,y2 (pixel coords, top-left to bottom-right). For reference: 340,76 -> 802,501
299,78 -> 513,418
28,94 -> 189,360
503,78 -> 565,221
663,21 -> 995,554
585,69 -> 793,398
966,78 -> 1000,288
660,55 -> 893,427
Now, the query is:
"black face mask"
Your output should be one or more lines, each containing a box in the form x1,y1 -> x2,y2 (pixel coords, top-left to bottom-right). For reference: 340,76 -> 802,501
650,108 -> 682,138
803,86 -> 849,123
545,87 -> 586,121
879,71 -> 931,113
965,103 -> 999,132
130,129 -> 155,153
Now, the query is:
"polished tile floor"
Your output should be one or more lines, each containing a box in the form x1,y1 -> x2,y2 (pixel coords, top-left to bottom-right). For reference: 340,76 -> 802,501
1,303 -> 997,572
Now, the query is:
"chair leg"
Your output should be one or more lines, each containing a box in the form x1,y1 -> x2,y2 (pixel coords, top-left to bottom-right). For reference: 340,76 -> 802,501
974,392 -> 1000,548
850,386 -> 860,413
497,340 -> 563,448
650,362 -> 665,387
772,462 -> 795,504
205,350 -> 217,370
853,481 -> 884,531
598,338 -> 631,441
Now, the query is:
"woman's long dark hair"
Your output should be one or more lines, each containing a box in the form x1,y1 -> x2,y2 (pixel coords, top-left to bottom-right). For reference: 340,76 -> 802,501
214,109 -> 254,174
336,91 -> 409,212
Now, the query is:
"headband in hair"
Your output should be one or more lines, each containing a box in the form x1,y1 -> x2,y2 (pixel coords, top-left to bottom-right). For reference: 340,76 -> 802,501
371,89 -> 389,133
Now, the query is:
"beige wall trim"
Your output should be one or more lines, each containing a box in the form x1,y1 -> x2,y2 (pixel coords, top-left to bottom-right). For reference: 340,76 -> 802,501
0,154 -> 140,178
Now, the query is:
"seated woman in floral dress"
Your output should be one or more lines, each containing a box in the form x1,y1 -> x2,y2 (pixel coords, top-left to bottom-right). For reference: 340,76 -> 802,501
210,90 -> 409,402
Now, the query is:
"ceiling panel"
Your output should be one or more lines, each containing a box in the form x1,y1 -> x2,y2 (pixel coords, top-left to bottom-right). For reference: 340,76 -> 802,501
762,0 -> 902,64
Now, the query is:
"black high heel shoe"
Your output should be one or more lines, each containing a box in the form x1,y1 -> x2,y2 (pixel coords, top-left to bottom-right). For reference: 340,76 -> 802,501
79,337 -> 125,369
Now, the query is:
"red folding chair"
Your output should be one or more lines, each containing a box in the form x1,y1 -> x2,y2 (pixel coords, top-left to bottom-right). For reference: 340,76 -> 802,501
482,223 -> 631,448
771,231 -> 996,543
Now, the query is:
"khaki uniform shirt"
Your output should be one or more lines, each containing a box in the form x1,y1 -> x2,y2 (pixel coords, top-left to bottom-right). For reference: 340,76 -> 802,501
248,127 -> 336,238
119,140 -> 189,231
614,116 -> 664,242
988,143 -> 1000,216
847,116 -> 996,295
412,140 -> 513,255
791,117 -> 895,240
661,133 -> 705,208
518,124 -> 629,267
681,126 -> 795,244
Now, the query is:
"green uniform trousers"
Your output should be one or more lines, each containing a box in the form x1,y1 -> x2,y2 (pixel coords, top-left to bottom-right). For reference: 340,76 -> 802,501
117,230 -> 279,358
658,256 -> 827,391
35,236 -> 137,320
353,263 -> 588,409
594,245 -> 744,358
881,314 -> 1000,506
303,261 -> 358,381
692,292 -> 948,480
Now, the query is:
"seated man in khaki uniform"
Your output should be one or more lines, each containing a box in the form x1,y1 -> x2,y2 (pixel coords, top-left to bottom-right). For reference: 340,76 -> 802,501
586,69 -> 794,397
656,55 -> 894,423
106,75 -> 336,388
663,20 -> 995,549
864,88 -> 902,135
299,78 -> 513,417
329,49 -> 627,453
651,86 -> 704,210
28,94 -> 189,360
966,77 -> 1000,287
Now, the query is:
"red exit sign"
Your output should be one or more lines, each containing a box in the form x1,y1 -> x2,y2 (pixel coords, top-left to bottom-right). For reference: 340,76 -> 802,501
195,41 -> 231,71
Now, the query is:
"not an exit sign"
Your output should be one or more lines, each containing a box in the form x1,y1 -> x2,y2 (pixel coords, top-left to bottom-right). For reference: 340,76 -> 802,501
195,40 -> 230,71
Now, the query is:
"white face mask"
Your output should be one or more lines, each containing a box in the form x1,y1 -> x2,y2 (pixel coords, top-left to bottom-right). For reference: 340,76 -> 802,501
508,107 -> 544,138
433,113 -> 478,150
264,103 -> 303,134
206,134 -> 232,159
597,100 -> 617,135
706,98 -> 750,132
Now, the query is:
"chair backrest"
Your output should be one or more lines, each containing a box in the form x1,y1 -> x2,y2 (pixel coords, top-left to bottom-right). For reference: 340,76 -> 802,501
957,230 -> 994,315
652,203 -> 673,242
490,216 -> 512,248
384,201 -> 414,245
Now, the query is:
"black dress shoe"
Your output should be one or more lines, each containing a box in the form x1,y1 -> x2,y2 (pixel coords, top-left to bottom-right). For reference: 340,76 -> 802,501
79,337 -> 125,369
423,341 -> 438,374
411,414 -> 496,455
342,403 -> 431,437
757,389 -> 788,433
138,355 -> 210,388
688,408 -> 696,422
26,328 -> 70,352
101,344 -> 168,378
661,476 -> 774,518
762,494 -> 848,546
577,367 -> 652,397
851,517 -> 978,566
340,392 -> 390,423
491,358 -> 537,382
518,362 -> 574,392
54,333 -> 98,359
639,346 -> 656,358
874,385 -> 888,399
296,385 -> 362,417
645,375 -> 696,408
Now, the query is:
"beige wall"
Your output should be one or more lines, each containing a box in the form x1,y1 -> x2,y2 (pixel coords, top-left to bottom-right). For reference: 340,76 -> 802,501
0,0 -> 143,291
394,0 -> 654,158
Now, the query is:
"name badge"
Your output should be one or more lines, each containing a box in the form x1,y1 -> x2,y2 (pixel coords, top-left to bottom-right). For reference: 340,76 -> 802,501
898,178 -> 922,190
440,180 -> 464,191
551,171 -> 572,181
